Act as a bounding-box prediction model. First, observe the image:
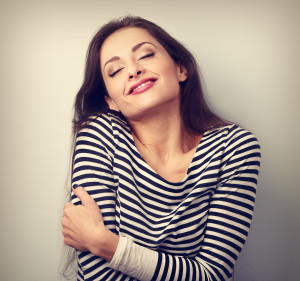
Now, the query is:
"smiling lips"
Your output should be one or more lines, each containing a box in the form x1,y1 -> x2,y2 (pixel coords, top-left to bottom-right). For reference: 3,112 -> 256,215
128,78 -> 157,95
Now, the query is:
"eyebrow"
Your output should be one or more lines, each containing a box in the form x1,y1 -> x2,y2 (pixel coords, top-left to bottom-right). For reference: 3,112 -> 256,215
103,41 -> 157,70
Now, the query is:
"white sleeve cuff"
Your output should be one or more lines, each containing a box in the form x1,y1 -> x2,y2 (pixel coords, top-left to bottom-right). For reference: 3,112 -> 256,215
107,235 -> 158,281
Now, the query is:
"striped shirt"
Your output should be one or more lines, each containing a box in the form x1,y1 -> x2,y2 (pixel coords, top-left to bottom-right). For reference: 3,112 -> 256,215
71,112 -> 261,281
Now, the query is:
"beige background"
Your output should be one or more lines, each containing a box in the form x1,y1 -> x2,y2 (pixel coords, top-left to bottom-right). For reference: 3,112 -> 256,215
0,0 -> 299,280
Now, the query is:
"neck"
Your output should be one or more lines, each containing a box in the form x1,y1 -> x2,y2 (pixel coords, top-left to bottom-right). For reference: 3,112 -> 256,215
127,101 -> 198,160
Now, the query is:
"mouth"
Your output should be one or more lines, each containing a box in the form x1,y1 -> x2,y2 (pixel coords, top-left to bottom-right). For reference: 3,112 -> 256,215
128,78 -> 157,95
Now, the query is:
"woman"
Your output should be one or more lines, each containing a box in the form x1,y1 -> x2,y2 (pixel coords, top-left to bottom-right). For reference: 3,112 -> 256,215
62,16 -> 261,281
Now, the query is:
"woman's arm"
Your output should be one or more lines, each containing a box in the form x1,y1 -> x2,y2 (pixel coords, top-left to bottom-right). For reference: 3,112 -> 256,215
62,114 -> 127,279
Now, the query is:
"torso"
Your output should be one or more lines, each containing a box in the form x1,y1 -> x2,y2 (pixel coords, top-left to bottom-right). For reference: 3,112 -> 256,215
72,113 -> 260,280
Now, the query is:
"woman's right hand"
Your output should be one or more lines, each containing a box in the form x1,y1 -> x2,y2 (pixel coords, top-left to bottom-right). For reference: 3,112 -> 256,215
61,186 -> 119,261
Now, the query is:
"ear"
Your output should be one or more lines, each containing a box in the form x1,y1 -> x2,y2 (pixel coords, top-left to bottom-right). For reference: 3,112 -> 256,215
176,63 -> 188,82
104,96 -> 120,111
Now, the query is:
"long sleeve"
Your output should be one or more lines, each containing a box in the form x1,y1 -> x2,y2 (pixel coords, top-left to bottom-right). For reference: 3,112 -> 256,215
108,236 -> 158,281
71,115 -> 117,223
107,126 -> 261,281
70,115 -> 121,280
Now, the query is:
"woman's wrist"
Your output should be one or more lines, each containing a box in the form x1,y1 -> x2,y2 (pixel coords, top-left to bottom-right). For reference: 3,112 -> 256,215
87,225 -> 120,262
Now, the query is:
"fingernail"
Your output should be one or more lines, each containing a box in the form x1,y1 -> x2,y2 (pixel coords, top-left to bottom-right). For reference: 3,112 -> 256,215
73,184 -> 78,189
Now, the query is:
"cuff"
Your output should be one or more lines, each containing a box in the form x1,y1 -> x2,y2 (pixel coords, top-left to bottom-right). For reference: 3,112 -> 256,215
107,235 -> 158,281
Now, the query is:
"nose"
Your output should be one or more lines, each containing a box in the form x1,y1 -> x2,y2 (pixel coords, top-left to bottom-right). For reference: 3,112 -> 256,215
129,70 -> 142,79
128,63 -> 144,80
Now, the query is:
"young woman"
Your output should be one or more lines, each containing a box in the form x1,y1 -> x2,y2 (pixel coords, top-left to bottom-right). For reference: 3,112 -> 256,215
62,16 -> 261,281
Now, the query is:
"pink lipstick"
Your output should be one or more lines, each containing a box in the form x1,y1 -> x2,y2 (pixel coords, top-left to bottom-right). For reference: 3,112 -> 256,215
128,78 -> 157,95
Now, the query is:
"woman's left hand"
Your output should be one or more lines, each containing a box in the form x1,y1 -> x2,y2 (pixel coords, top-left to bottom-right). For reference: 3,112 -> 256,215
61,186 -> 119,261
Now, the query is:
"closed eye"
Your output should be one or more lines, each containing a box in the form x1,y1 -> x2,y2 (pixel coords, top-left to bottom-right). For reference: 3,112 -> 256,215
139,52 -> 154,60
108,68 -> 124,77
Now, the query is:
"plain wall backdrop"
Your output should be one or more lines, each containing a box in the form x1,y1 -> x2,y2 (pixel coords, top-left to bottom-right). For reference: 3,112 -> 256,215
0,0 -> 299,280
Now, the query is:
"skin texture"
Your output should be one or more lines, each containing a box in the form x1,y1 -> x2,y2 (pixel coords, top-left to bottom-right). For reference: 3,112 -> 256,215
62,27 -> 203,261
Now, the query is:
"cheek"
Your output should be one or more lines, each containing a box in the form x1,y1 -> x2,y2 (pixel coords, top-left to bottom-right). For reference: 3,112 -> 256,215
105,80 -> 127,105
104,79 -> 119,96
105,83 -> 115,97
161,66 -> 181,90
160,60 -> 179,80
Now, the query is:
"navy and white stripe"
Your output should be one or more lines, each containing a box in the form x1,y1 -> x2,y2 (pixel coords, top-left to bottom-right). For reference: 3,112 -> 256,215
71,112 -> 261,281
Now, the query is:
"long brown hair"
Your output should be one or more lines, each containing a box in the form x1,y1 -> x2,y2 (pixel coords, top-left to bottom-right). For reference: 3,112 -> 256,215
73,15 -> 227,135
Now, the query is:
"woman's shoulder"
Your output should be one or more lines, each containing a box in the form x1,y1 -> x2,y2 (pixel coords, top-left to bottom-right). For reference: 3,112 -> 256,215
206,123 -> 260,152
208,123 -> 258,139
75,112 -> 129,156
82,111 -> 130,134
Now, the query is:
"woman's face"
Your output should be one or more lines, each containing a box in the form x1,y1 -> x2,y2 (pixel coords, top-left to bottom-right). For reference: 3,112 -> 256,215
100,27 -> 187,120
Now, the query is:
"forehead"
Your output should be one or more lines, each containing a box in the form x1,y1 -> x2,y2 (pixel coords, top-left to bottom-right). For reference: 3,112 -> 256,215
100,27 -> 161,63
